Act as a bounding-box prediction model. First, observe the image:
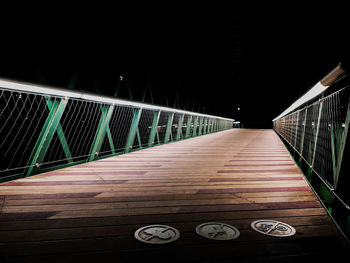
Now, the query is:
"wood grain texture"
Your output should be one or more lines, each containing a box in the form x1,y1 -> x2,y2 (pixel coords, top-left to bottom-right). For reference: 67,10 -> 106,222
0,129 -> 348,262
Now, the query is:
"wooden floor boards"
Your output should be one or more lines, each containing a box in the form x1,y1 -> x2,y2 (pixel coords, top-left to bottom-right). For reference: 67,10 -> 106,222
0,129 -> 348,262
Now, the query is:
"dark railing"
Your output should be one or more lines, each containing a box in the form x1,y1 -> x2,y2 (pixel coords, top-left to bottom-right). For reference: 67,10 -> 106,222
0,78 -> 234,183
273,64 -> 350,240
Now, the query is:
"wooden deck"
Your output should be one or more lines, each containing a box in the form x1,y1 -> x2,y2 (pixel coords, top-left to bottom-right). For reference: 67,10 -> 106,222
0,129 -> 348,262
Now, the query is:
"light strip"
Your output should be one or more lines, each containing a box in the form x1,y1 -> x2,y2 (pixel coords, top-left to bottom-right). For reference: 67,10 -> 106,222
272,81 -> 328,121
0,78 -> 234,122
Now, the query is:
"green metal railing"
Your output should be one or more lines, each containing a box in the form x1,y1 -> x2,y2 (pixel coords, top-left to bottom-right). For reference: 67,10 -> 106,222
0,78 -> 234,183
273,64 -> 350,240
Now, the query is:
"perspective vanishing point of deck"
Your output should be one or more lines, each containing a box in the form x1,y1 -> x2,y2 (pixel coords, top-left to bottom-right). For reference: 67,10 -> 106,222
0,129 -> 348,262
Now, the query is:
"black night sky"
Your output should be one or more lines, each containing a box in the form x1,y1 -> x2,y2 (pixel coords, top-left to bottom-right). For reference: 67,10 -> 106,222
1,4 -> 349,128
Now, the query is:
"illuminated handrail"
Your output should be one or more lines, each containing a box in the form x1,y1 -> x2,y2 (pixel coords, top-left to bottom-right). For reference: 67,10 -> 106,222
273,64 -> 345,121
0,78 -> 234,122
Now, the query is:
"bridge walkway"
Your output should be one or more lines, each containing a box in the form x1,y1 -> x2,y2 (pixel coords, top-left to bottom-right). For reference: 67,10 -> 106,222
0,129 -> 347,262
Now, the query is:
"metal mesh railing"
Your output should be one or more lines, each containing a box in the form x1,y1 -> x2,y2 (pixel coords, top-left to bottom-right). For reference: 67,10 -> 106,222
0,79 -> 234,182
274,85 -> 349,191
273,68 -> 350,240
273,66 -> 350,216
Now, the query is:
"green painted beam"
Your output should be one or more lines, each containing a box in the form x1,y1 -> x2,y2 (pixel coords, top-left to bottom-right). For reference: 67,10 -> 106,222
198,117 -> 203,136
45,98 -> 73,163
136,128 -> 142,148
164,112 -> 174,143
294,111 -> 300,148
36,75 -> 73,164
125,108 -> 142,153
193,116 -> 199,136
24,97 -> 68,178
330,125 -> 337,184
88,105 -> 115,162
212,119 -> 216,132
204,118 -> 208,134
185,115 -> 192,138
156,129 -> 160,144
176,114 -> 185,140
106,128 -> 116,154
148,111 -> 161,147
300,108 -> 308,156
334,99 -> 350,189
311,101 -> 323,167
207,119 -> 212,134
56,124 -> 73,163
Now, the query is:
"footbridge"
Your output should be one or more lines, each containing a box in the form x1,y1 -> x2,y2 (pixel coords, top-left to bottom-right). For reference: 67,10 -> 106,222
0,65 -> 349,262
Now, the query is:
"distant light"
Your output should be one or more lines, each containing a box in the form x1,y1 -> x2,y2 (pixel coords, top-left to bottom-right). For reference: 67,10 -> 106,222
120,76 -> 123,81
237,108 -> 240,111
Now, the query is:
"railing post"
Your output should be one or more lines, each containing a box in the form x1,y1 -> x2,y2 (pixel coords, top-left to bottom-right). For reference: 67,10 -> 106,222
176,114 -> 185,140
125,108 -> 142,153
193,116 -> 199,136
198,117 -> 203,136
334,98 -> 350,189
203,118 -> 208,134
45,98 -> 73,163
294,110 -> 300,148
88,104 -> 115,162
207,119 -> 212,134
185,115 -> 192,138
148,111 -> 161,147
164,112 -> 174,143
106,128 -> 116,154
300,108 -> 308,157
311,100 -> 323,168
24,97 -> 68,177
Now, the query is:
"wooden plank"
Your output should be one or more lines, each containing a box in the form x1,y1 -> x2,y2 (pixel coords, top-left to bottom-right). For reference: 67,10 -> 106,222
0,129 -> 347,262
0,225 -> 341,257
0,216 -> 333,242
2,196 -> 318,213
0,208 -> 327,230
4,191 -> 315,206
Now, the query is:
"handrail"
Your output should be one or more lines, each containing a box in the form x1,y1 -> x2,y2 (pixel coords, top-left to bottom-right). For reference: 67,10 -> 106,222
272,64 -> 345,121
0,78 -> 234,122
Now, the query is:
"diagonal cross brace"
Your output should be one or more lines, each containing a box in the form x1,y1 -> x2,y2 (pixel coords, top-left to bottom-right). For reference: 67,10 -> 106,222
148,111 -> 161,147
176,114 -> 185,140
185,115 -> 192,138
333,98 -> 350,189
192,116 -> 199,137
125,108 -> 143,153
45,98 -> 73,164
164,112 -> 174,143
88,104 -> 115,161
24,97 -> 68,178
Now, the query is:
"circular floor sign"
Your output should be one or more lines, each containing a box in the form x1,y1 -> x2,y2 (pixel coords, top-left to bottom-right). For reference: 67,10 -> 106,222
196,222 -> 240,240
251,220 -> 296,237
134,225 -> 180,244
